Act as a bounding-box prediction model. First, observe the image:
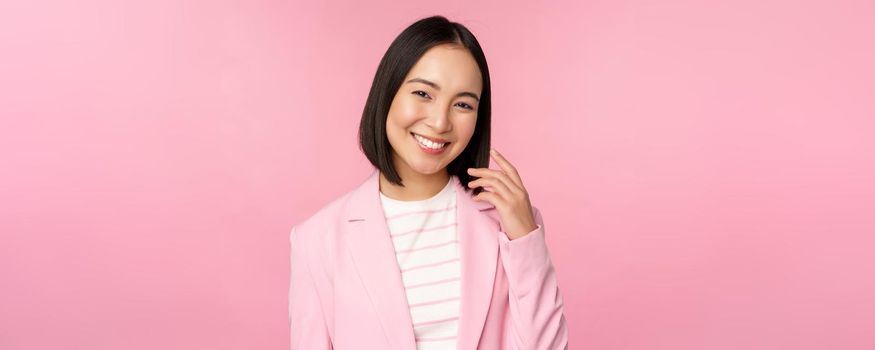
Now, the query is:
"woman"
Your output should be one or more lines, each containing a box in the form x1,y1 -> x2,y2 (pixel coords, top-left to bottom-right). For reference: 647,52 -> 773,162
289,15 -> 568,350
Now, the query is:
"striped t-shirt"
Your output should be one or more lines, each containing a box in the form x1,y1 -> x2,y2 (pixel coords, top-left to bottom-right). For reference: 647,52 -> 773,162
379,176 -> 460,350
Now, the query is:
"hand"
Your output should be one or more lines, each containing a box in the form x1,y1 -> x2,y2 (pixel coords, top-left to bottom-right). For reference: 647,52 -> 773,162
466,148 -> 538,240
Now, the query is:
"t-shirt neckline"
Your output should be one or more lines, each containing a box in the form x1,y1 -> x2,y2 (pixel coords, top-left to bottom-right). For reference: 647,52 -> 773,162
379,176 -> 455,205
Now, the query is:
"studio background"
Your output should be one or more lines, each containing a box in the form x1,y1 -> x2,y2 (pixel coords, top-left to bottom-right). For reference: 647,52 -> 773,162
2,0 -> 873,349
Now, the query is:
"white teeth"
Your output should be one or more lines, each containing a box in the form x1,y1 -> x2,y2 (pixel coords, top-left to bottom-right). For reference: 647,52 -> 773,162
413,134 -> 446,149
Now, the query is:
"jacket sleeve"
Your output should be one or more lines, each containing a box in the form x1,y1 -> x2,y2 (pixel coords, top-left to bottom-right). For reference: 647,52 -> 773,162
288,226 -> 333,349
497,206 -> 569,350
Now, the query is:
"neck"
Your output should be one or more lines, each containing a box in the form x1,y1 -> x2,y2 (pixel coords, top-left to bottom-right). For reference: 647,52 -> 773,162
379,167 -> 451,201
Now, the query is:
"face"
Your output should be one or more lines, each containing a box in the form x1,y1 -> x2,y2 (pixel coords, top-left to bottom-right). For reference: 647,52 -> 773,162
385,43 -> 483,178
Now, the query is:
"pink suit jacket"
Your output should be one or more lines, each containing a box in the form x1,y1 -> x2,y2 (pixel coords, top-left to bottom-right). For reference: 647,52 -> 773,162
288,169 -> 568,349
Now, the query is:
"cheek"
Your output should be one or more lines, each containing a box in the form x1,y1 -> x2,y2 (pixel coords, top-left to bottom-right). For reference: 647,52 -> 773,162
388,97 -> 422,126
456,117 -> 477,142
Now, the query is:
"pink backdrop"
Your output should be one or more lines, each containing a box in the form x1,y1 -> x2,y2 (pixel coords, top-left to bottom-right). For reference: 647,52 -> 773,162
2,0 -> 874,349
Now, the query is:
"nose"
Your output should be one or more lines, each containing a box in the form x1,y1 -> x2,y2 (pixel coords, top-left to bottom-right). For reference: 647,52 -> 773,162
424,104 -> 452,133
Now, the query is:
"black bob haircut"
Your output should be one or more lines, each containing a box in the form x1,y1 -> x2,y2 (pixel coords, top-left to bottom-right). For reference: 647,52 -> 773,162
358,15 -> 491,196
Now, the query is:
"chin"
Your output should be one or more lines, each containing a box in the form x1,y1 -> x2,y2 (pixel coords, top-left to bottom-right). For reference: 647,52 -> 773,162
410,164 -> 445,176
401,155 -> 442,174
398,145 -> 463,176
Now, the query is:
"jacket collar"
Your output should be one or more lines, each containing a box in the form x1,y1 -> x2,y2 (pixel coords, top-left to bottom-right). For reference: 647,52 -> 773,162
342,168 -> 498,350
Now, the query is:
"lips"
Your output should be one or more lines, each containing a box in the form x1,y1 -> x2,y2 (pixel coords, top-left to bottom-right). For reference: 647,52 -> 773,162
411,132 -> 449,154
410,132 -> 449,144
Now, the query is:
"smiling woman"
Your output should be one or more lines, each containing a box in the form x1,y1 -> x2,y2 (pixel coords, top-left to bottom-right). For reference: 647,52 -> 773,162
289,15 -> 568,350
381,43 -> 484,194
359,16 -> 493,201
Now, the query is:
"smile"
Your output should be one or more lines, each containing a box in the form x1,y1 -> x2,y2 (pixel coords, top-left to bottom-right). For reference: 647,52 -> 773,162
411,132 -> 449,154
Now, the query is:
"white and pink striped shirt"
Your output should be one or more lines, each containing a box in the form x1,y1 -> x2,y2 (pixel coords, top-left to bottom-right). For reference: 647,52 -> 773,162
379,176 -> 460,350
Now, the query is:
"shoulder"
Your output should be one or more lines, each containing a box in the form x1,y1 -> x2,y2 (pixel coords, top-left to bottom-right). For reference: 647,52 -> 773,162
291,189 -> 354,242
288,188 -> 355,275
290,170 -> 377,250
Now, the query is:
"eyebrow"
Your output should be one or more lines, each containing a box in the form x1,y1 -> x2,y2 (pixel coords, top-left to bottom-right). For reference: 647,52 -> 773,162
405,77 -> 480,101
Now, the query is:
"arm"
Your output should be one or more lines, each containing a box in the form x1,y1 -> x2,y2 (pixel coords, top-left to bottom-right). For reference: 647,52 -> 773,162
288,226 -> 333,349
498,206 -> 569,350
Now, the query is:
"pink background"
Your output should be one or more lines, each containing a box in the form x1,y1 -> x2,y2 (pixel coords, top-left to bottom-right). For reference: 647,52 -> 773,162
2,0 -> 874,349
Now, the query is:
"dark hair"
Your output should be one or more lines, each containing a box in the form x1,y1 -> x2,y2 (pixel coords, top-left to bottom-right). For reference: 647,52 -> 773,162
358,15 -> 491,196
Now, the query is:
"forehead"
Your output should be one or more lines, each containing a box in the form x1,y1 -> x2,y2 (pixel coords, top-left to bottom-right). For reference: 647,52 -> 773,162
404,44 -> 483,93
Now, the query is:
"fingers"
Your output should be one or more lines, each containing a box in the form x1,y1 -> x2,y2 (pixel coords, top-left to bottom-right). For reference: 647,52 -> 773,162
488,149 -> 523,188
468,176 -> 513,200
467,167 -> 520,196
472,191 -> 501,205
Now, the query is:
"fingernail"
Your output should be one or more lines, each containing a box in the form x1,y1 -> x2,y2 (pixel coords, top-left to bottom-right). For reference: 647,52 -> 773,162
490,148 -> 497,154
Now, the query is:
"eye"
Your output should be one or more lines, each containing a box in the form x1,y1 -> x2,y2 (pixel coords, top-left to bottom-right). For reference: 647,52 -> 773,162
456,102 -> 474,110
412,90 -> 431,99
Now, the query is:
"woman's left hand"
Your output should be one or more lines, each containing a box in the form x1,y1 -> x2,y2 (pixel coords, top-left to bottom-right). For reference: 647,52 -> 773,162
466,148 -> 538,240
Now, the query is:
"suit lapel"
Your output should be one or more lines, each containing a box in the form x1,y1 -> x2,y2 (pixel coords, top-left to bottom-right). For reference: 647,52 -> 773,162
343,169 -> 416,350
453,171 -> 500,350
343,169 -> 498,350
